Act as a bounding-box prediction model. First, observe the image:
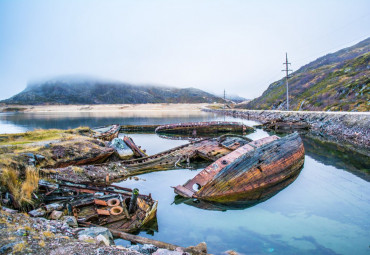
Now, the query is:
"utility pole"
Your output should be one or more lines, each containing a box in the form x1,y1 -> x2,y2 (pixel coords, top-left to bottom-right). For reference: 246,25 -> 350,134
282,53 -> 292,111
223,89 -> 226,121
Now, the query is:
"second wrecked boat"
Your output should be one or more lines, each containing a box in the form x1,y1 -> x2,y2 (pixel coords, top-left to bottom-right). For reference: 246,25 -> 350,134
174,132 -> 305,203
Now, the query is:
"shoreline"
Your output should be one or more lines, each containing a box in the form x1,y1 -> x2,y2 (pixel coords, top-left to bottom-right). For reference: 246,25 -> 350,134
0,103 -> 209,113
203,108 -> 370,156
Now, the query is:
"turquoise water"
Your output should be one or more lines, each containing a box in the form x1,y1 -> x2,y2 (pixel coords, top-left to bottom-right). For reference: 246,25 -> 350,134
0,111 -> 369,255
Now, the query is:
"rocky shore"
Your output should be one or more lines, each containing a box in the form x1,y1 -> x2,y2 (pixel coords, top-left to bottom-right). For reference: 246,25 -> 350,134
203,108 -> 370,156
0,206 -> 206,255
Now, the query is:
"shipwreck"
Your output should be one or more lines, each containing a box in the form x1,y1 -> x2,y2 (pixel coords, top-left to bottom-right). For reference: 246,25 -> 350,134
174,132 -> 305,203
32,180 -> 158,233
93,124 -> 121,141
155,121 -> 254,137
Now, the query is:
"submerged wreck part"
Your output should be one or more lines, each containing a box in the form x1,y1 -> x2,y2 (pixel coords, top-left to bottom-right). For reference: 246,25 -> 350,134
120,125 -> 160,133
263,119 -> 310,132
93,124 -> 121,141
155,121 -> 255,136
174,133 -> 305,203
37,180 -> 158,233
123,136 -> 148,158
122,135 -> 252,176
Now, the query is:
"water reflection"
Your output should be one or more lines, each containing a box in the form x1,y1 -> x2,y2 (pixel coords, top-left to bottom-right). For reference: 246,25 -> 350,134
173,171 -> 302,211
1,112 -> 369,254
302,135 -> 370,181
0,112 -> 215,131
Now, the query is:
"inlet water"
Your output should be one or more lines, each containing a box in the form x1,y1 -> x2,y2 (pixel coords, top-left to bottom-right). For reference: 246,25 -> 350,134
0,111 -> 369,255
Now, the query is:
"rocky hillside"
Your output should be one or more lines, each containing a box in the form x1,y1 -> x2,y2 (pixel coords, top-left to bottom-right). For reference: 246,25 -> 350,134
1,78 -> 224,105
243,37 -> 370,111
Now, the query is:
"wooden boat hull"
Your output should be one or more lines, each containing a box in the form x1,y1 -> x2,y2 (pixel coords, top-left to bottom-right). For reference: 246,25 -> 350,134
155,121 -> 254,136
93,124 -> 121,141
174,133 -> 305,203
37,180 -> 157,233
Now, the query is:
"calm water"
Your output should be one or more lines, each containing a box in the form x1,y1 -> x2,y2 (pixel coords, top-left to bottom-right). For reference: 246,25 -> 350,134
0,111 -> 369,255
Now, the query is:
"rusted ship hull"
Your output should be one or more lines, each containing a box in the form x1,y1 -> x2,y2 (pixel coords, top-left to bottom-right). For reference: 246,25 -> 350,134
155,121 -> 254,136
174,133 -> 305,203
93,124 -> 121,141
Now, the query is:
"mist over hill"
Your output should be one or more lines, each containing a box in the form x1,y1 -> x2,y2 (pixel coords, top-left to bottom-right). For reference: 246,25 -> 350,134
1,78 -> 224,105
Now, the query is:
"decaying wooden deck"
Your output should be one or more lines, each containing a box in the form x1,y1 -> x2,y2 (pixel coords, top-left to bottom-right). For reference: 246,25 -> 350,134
122,135 -> 252,175
44,135 -> 252,182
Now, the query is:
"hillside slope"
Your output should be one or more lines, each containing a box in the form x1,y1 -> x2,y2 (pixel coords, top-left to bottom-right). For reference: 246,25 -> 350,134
1,79 -> 224,105
243,38 -> 370,111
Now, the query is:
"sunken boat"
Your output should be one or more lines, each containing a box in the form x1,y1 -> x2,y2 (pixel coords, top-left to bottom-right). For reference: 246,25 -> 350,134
34,180 -> 157,233
155,121 -> 254,137
174,132 -> 305,203
263,119 -> 310,132
93,124 -> 121,141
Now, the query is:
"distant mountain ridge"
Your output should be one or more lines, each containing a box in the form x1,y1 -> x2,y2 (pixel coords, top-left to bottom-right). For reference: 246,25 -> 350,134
242,37 -> 370,111
2,79 -> 224,105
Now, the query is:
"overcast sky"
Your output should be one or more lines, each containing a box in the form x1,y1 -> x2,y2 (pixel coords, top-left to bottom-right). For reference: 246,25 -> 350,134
0,0 -> 369,100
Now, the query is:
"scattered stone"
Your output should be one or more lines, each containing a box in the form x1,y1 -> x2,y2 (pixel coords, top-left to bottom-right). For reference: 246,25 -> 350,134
77,227 -> 115,246
0,242 -> 20,253
50,210 -> 63,220
15,228 -> 28,236
29,208 -> 46,217
153,249 -> 189,255
1,206 -> 18,214
62,216 -> 78,228
141,244 -> 158,254
224,250 -> 241,255
45,203 -> 64,212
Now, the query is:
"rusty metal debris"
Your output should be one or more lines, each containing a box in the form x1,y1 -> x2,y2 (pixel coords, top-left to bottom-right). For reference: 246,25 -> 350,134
34,180 -> 158,233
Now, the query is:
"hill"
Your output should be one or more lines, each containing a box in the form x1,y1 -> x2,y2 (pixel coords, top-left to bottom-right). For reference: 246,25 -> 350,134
243,38 -> 370,111
1,78 -> 224,105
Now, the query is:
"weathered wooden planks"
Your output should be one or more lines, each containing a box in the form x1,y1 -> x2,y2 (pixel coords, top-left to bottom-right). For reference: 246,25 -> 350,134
92,124 -> 121,141
174,133 -> 305,203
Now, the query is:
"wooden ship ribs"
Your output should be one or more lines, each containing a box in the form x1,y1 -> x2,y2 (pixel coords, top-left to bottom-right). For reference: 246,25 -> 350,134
174,132 -> 305,203
122,135 -> 252,175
